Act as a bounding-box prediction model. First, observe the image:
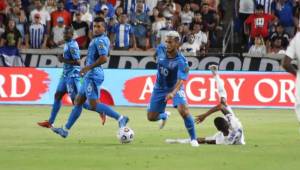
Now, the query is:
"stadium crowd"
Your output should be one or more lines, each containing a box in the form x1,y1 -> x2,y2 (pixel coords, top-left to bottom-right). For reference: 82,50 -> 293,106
0,0 -> 225,55
237,0 -> 300,55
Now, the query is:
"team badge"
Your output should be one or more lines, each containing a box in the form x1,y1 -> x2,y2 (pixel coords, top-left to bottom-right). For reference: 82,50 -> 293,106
99,43 -> 104,49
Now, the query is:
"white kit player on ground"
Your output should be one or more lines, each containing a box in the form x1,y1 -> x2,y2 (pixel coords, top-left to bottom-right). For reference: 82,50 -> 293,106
166,65 -> 246,145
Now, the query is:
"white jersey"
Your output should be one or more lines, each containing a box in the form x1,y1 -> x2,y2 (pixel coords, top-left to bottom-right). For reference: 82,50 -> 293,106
206,108 -> 245,145
285,32 -> 300,122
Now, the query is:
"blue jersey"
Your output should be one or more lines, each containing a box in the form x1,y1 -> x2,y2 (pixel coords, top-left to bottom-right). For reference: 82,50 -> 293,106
154,44 -> 189,90
85,34 -> 110,81
112,23 -> 133,48
63,39 -> 81,77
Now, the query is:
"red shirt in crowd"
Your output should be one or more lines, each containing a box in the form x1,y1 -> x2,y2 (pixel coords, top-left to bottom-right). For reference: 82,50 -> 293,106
245,13 -> 275,38
50,10 -> 72,27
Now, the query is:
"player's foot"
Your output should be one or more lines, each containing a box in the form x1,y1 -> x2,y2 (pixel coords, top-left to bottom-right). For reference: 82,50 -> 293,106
51,127 -> 68,138
37,120 -> 52,128
99,113 -> 106,125
165,138 -> 190,144
190,139 -> 199,147
159,111 -> 171,129
118,116 -> 129,128
209,64 -> 218,75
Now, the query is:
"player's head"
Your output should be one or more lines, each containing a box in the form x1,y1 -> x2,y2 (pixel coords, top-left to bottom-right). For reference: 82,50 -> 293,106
214,117 -> 229,133
93,17 -> 106,36
165,31 -> 181,53
63,26 -> 74,41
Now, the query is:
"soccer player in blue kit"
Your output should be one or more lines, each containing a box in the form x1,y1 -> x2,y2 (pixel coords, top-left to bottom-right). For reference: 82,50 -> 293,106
52,17 -> 129,138
37,26 -> 82,128
147,31 -> 199,147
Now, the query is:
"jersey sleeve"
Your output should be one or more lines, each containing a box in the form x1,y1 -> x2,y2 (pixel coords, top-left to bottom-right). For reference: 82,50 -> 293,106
177,57 -> 189,80
69,42 -> 80,60
155,43 -> 166,60
285,35 -> 296,59
95,38 -> 109,57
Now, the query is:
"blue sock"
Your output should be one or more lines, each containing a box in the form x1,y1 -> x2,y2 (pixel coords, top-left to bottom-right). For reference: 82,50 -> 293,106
48,99 -> 62,124
96,103 -> 120,120
156,112 -> 167,121
65,105 -> 83,129
184,115 -> 197,140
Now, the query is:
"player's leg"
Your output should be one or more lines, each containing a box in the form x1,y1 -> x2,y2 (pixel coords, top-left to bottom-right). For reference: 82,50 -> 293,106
209,64 -> 227,99
147,89 -> 169,128
85,79 -> 128,128
174,90 -> 198,147
38,78 -> 66,128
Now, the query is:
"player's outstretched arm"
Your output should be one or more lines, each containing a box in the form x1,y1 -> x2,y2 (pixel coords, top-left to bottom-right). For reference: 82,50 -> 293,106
197,138 -> 216,144
195,104 -> 222,124
282,56 -> 297,77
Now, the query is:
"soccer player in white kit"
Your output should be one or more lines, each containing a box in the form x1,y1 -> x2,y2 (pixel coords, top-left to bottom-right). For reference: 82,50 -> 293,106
282,30 -> 300,127
166,65 -> 245,145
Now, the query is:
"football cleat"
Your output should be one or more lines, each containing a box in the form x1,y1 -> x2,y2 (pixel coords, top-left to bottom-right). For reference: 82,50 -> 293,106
118,116 -> 129,128
37,120 -> 52,128
51,127 -> 68,138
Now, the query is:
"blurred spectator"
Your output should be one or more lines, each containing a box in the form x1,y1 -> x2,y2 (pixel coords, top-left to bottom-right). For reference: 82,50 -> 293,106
248,36 -> 267,55
130,0 -> 151,15
80,3 -> 93,25
26,13 -> 48,49
9,3 -> 27,45
121,0 -> 136,14
101,5 -> 111,22
145,0 -> 159,13
49,17 -> 65,48
65,0 -> 82,15
30,0 -> 51,35
201,2 -> 218,47
244,5 -> 275,41
180,33 -> 200,55
162,0 -> 181,18
150,7 -> 166,47
0,18 -> 23,66
180,3 -> 194,25
235,0 -> 255,45
256,0 -> 274,14
51,0 -> 72,27
192,22 -> 208,52
271,0 -> 295,36
0,18 -> 22,48
72,10 -> 89,49
189,0 -> 202,12
130,2 -> 150,50
94,0 -> 115,18
110,14 -> 136,50
269,22 -> 289,48
180,23 -> 191,43
45,0 -> 57,14
112,6 -> 124,24
156,17 -> 174,45
268,36 -> 285,53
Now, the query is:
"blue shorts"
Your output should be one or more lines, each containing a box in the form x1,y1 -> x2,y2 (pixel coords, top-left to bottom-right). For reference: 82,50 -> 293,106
147,88 -> 187,113
56,77 -> 81,100
78,78 -> 103,100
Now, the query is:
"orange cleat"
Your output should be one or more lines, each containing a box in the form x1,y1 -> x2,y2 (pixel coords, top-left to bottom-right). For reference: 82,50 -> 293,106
99,113 -> 106,125
37,120 -> 52,128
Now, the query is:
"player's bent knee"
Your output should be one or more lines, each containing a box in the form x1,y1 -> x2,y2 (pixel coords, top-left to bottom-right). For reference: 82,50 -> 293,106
147,112 -> 158,121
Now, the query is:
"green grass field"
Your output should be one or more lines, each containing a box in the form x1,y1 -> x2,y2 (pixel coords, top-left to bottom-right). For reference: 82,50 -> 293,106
0,106 -> 299,170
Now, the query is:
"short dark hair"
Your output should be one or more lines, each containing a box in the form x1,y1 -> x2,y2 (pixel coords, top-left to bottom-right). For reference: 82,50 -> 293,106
214,117 -> 228,131
256,4 -> 264,10
64,26 -> 74,35
93,17 -> 105,23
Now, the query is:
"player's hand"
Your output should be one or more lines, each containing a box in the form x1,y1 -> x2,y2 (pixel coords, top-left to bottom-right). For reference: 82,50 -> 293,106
195,114 -> 207,124
80,67 -> 90,77
165,92 -> 175,102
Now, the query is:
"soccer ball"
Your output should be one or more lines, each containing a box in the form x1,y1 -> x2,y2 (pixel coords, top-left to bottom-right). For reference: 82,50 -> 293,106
117,127 -> 134,144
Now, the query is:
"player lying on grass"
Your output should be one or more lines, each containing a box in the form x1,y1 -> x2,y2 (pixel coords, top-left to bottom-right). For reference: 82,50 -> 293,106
166,65 -> 245,145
